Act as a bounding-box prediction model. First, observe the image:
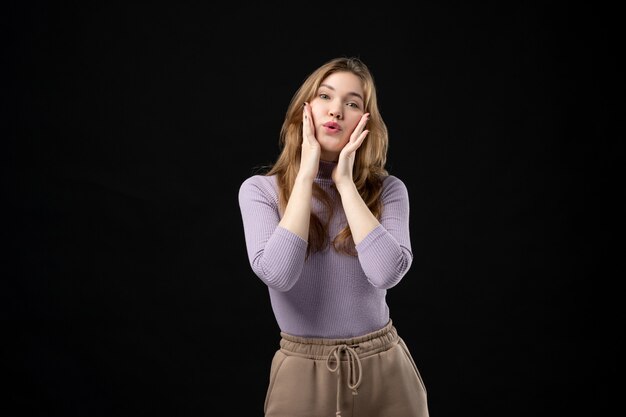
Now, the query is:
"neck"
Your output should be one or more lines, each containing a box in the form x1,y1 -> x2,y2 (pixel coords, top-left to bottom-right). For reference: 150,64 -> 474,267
316,160 -> 337,180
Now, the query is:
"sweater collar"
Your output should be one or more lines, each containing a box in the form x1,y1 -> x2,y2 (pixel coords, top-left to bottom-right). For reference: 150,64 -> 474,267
316,160 -> 337,181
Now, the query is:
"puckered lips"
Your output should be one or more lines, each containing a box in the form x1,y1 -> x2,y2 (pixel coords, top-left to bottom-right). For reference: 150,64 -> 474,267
322,121 -> 342,134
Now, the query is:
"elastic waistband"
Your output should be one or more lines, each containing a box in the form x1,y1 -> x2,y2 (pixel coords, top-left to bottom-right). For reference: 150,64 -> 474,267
279,320 -> 398,359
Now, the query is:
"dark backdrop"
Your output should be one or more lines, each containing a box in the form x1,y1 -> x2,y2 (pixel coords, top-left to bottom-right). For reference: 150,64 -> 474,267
4,2 -> 621,417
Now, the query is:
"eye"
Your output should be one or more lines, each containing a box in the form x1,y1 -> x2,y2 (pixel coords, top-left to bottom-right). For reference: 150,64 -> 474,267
347,102 -> 360,109
319,93 -> 330,100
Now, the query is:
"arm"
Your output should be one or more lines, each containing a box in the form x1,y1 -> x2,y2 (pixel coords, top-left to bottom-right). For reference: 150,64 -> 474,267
333,114 -> 412,289
238,104 -> 320,291
335,180 -> 380,245
238,177 -> 308,292
333,112 -> 377,244
278,102 -> 320,239
354,176 -> 413,289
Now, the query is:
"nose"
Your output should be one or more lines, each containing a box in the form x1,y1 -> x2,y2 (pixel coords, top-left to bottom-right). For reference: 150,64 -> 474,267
329,106 -> 342,120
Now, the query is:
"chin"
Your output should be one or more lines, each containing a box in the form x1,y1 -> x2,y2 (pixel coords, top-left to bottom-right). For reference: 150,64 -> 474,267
320,146 -> 343,156
319,139 -> 349,152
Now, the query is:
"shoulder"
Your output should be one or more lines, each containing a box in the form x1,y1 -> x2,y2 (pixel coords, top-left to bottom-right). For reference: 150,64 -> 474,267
238,174 -> 279,200
380,174 -> 410,200
382,174 -> 406,187
381,174 -> 408,192
240,174 -> 277,189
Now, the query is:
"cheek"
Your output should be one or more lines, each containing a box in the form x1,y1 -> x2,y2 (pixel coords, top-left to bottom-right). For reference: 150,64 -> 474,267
310,107 -> 325,125
347,116 -> 362,133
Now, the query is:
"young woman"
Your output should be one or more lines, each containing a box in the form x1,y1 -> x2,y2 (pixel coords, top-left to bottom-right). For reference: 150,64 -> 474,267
238,57 -> 429,417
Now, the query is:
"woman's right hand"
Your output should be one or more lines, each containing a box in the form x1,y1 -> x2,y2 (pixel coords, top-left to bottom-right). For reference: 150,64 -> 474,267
299,102 -> 320,180
278,102 -> 318,239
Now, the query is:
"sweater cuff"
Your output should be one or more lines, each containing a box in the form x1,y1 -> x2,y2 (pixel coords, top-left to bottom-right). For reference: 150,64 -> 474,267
275,225 -> 308,248
355,224 -> 387,252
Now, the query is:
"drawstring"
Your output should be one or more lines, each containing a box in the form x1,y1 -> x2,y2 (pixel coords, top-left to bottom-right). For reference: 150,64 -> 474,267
326,344 -> 362,417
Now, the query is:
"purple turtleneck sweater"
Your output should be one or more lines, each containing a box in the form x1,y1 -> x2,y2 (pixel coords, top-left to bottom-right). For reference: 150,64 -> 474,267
238,160 -> 413,338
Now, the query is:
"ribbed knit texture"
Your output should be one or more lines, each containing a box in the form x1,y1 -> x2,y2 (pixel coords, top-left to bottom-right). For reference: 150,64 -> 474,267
238,160 -> 413,338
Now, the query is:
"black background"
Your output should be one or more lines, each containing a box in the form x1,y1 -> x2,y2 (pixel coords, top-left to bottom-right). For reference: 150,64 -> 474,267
4,2 -> 622,416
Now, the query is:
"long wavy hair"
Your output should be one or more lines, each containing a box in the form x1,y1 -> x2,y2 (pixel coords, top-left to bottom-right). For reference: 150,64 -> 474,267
266,57 -> 389,256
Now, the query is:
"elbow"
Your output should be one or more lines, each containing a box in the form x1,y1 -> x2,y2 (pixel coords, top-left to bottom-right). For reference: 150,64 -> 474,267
265,274 -> 297,292
252,263 -> 299,292
367,252 -> 413,290
368,272 -> 404,290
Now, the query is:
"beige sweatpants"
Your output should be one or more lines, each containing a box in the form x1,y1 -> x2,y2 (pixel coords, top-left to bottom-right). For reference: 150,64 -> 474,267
264,320 -> 429,417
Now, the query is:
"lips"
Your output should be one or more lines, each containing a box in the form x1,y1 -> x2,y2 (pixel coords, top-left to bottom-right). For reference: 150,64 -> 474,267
323,121 -> 341,131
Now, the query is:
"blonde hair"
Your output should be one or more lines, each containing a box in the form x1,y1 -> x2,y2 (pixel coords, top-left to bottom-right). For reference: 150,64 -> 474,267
266,57 -> 389,256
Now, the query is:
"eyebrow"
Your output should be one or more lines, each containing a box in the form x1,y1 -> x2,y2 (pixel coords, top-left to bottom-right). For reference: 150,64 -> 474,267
319,83 -> 364,102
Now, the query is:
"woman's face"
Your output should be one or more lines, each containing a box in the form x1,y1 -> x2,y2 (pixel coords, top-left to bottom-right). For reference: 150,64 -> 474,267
310,71 -> 365,162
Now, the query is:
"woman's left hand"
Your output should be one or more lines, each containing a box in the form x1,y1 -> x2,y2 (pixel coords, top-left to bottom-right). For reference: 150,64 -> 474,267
332,113 -> 370,188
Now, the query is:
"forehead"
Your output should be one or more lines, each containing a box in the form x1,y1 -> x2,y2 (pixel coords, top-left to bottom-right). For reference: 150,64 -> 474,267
319,71 -> 364,97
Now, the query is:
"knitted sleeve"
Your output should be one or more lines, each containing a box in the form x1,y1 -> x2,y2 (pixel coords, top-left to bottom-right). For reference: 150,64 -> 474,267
355,175 -> 414,289
238,175 -> 308,292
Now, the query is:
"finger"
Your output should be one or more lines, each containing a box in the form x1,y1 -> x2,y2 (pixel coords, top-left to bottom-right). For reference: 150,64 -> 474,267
352,129 -> 369,149
302,102 -> 313,144
350,113 -> 370,143
357,113 -> 370,132
360,112 -> 370,127
342,130 -> 369,156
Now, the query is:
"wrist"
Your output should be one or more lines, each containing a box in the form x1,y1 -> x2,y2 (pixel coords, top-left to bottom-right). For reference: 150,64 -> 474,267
334,179 -> 357,195
295,171 -> 316,185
